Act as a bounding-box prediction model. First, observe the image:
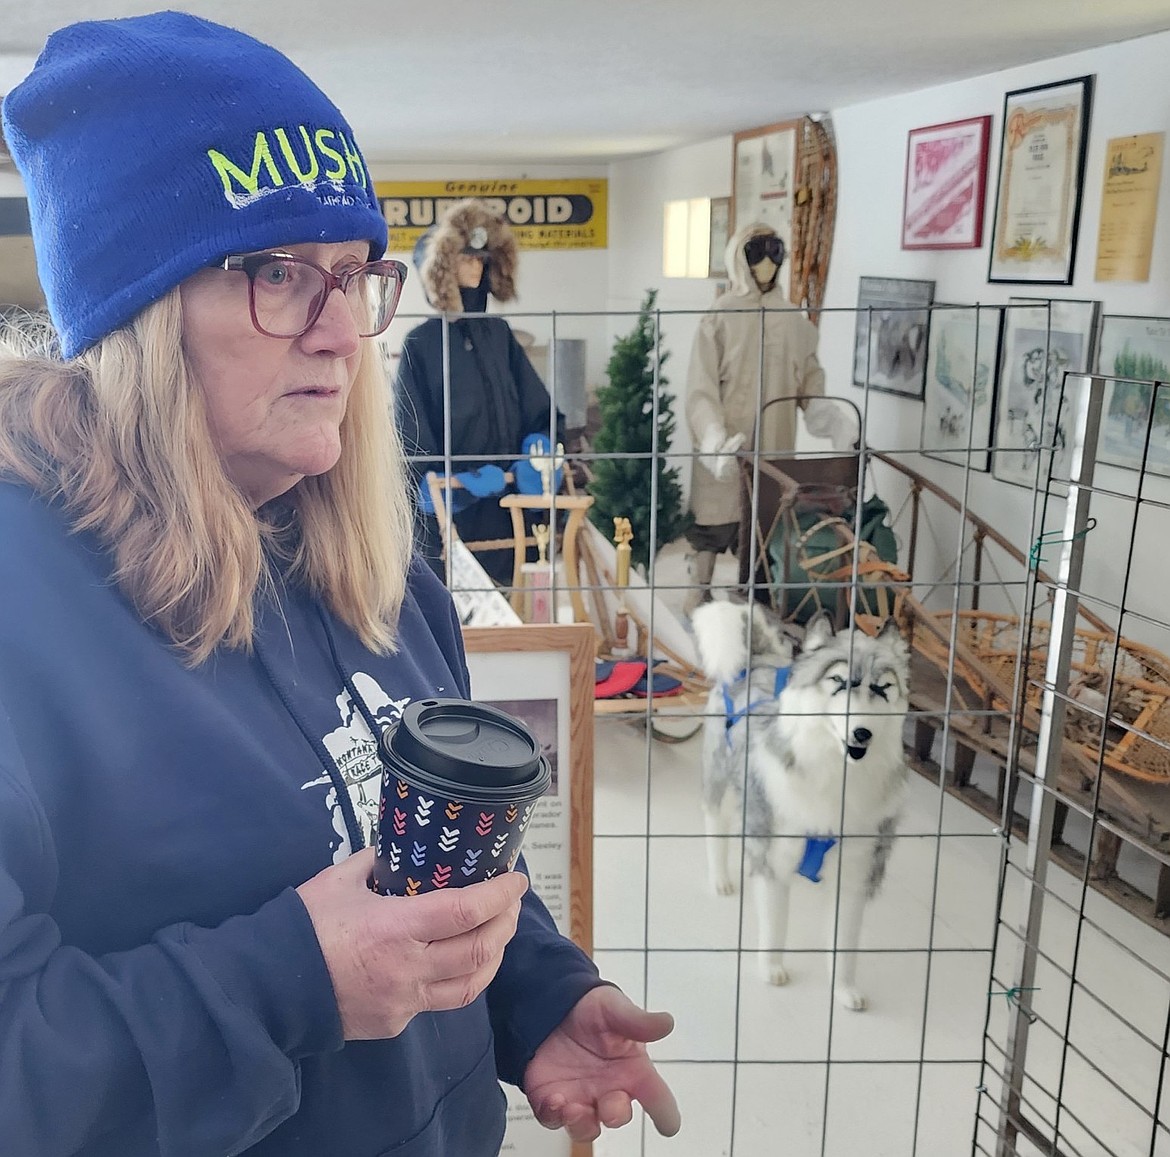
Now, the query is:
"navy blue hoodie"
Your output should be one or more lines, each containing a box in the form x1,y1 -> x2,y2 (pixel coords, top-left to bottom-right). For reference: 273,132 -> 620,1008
0,482 -> 602,1156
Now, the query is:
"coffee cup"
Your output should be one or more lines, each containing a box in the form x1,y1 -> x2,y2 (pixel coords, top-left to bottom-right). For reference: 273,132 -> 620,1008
372,698 -> 551,896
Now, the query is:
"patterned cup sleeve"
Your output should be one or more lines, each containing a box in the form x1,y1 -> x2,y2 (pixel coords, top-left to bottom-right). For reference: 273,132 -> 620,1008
374,774 -> 539,896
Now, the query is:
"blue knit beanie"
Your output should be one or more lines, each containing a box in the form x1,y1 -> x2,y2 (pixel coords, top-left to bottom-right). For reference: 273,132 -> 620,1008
2,11 -> 389,358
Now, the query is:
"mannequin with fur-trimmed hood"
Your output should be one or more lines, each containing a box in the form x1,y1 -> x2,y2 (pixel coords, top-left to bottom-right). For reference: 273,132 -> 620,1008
394,198 -> 562,585
683,221 -> 856,608
416,198 -> 519,313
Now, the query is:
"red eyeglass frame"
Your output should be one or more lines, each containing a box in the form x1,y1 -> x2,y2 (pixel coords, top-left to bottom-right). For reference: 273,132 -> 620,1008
220,251 -> 408,338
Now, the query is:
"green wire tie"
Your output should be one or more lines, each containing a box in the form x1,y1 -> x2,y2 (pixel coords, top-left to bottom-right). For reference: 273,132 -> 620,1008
1029,518 -> 1097,570
990,985 -> 1040,1023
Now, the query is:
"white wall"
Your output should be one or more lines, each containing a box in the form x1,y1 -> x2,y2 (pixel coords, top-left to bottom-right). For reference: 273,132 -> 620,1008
6,32 -> 1169,623
825,30 -> 1170,627
607,30 -> 1170,628
606,136 -> 738,493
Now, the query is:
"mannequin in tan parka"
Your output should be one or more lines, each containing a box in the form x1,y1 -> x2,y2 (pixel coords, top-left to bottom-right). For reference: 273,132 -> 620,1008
683,222 -> 855,608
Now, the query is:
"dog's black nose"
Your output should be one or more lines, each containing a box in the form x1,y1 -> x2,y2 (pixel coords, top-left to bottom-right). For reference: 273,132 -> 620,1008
852,727 -> 873,745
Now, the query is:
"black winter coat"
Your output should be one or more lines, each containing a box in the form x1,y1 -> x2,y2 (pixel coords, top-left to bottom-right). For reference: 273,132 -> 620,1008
394,315 -> 563,584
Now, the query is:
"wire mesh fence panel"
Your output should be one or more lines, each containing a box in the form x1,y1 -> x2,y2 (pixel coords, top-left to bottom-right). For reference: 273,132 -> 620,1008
385,304 -> 1170,1156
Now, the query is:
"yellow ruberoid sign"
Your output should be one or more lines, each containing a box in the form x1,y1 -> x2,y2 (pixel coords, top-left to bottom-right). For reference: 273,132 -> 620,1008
375,179 -> 608,251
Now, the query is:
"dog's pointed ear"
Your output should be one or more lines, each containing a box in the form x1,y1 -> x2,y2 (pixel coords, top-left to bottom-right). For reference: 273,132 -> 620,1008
747,604 -> 796,666
876,616 -> 911,663
801,611 -> 836,653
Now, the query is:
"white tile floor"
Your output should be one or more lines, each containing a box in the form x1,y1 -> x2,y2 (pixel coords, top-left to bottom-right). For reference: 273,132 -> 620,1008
588,709 -> 1170,1157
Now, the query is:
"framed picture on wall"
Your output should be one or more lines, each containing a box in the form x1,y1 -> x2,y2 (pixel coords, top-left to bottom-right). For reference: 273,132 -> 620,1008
992,297 -> 1101,487
902,115 -> 992,250
987,75 -> 1094,284
732,120 -> 798,239
1095,314 -> 1170,476
708,195 -> 731,278
852,276 -> 935,399
462,622 -> 595,1157
921,304 -> 1002,471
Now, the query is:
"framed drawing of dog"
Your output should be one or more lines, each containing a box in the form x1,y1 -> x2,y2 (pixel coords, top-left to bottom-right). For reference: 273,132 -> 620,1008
852,275 -> 935,399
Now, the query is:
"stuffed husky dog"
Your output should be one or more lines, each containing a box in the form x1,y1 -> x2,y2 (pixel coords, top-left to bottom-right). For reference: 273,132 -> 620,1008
691,601 -> 910,1010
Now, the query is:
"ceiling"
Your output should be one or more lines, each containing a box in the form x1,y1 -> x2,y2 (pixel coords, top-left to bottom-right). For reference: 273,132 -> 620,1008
2,1 -> 1170,165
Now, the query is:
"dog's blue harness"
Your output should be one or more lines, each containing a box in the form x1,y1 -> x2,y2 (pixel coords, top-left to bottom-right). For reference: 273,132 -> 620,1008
720,665 -> 837,883
721,665 -> 790,746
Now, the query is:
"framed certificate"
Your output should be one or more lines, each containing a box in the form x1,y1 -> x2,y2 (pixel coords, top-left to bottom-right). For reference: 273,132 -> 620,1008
1094,133 -> 1165,282
902,116 -> 991,250
988,76 -> 1094,285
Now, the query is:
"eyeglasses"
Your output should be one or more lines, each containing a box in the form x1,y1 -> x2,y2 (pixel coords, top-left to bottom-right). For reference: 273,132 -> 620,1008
221,252 -> 408,339
743,233 -> 786,269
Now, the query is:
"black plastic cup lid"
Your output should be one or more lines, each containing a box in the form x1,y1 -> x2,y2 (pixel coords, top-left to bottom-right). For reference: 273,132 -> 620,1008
381,698 -> 551,802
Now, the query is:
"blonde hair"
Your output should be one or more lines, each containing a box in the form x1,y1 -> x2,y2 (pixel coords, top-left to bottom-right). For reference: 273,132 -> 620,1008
0,290 -> 412,664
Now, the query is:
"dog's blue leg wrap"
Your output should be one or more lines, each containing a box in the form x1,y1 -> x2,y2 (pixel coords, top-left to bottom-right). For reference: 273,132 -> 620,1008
797,836 -> 838,883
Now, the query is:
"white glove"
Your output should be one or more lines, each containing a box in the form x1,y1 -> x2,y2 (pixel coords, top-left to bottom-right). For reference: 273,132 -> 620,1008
698,426 -> 746,481
804,397 -> 860,451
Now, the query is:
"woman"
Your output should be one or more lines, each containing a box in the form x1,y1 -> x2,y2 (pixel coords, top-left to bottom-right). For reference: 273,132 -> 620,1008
0,12 -> 678,1156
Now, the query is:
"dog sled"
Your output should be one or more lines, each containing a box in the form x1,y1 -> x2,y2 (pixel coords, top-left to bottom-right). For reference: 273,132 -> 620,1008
736,397 -> 908,627
874,454 -> 1170,924
733,423 -> 1170,929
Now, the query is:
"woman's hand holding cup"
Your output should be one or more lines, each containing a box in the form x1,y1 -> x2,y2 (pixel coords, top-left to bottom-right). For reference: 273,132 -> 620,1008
297,847 -> 528,1040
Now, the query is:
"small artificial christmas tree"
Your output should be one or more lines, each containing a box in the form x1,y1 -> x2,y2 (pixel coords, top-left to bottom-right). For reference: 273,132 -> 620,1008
588,290 -> 689,571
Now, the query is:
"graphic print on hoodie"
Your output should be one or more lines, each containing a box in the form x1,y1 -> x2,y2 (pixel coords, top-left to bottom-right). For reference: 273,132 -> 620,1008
305,672 -> 411,861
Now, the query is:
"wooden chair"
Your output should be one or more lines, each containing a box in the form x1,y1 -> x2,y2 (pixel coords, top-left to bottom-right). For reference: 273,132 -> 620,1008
424,471 -> 594,623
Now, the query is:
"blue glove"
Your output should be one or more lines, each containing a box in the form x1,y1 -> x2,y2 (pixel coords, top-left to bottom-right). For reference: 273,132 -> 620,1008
460,464 -> 507,497
513,433 -> 563,495
418,478 -> 466,515
417,466 -> 506,514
